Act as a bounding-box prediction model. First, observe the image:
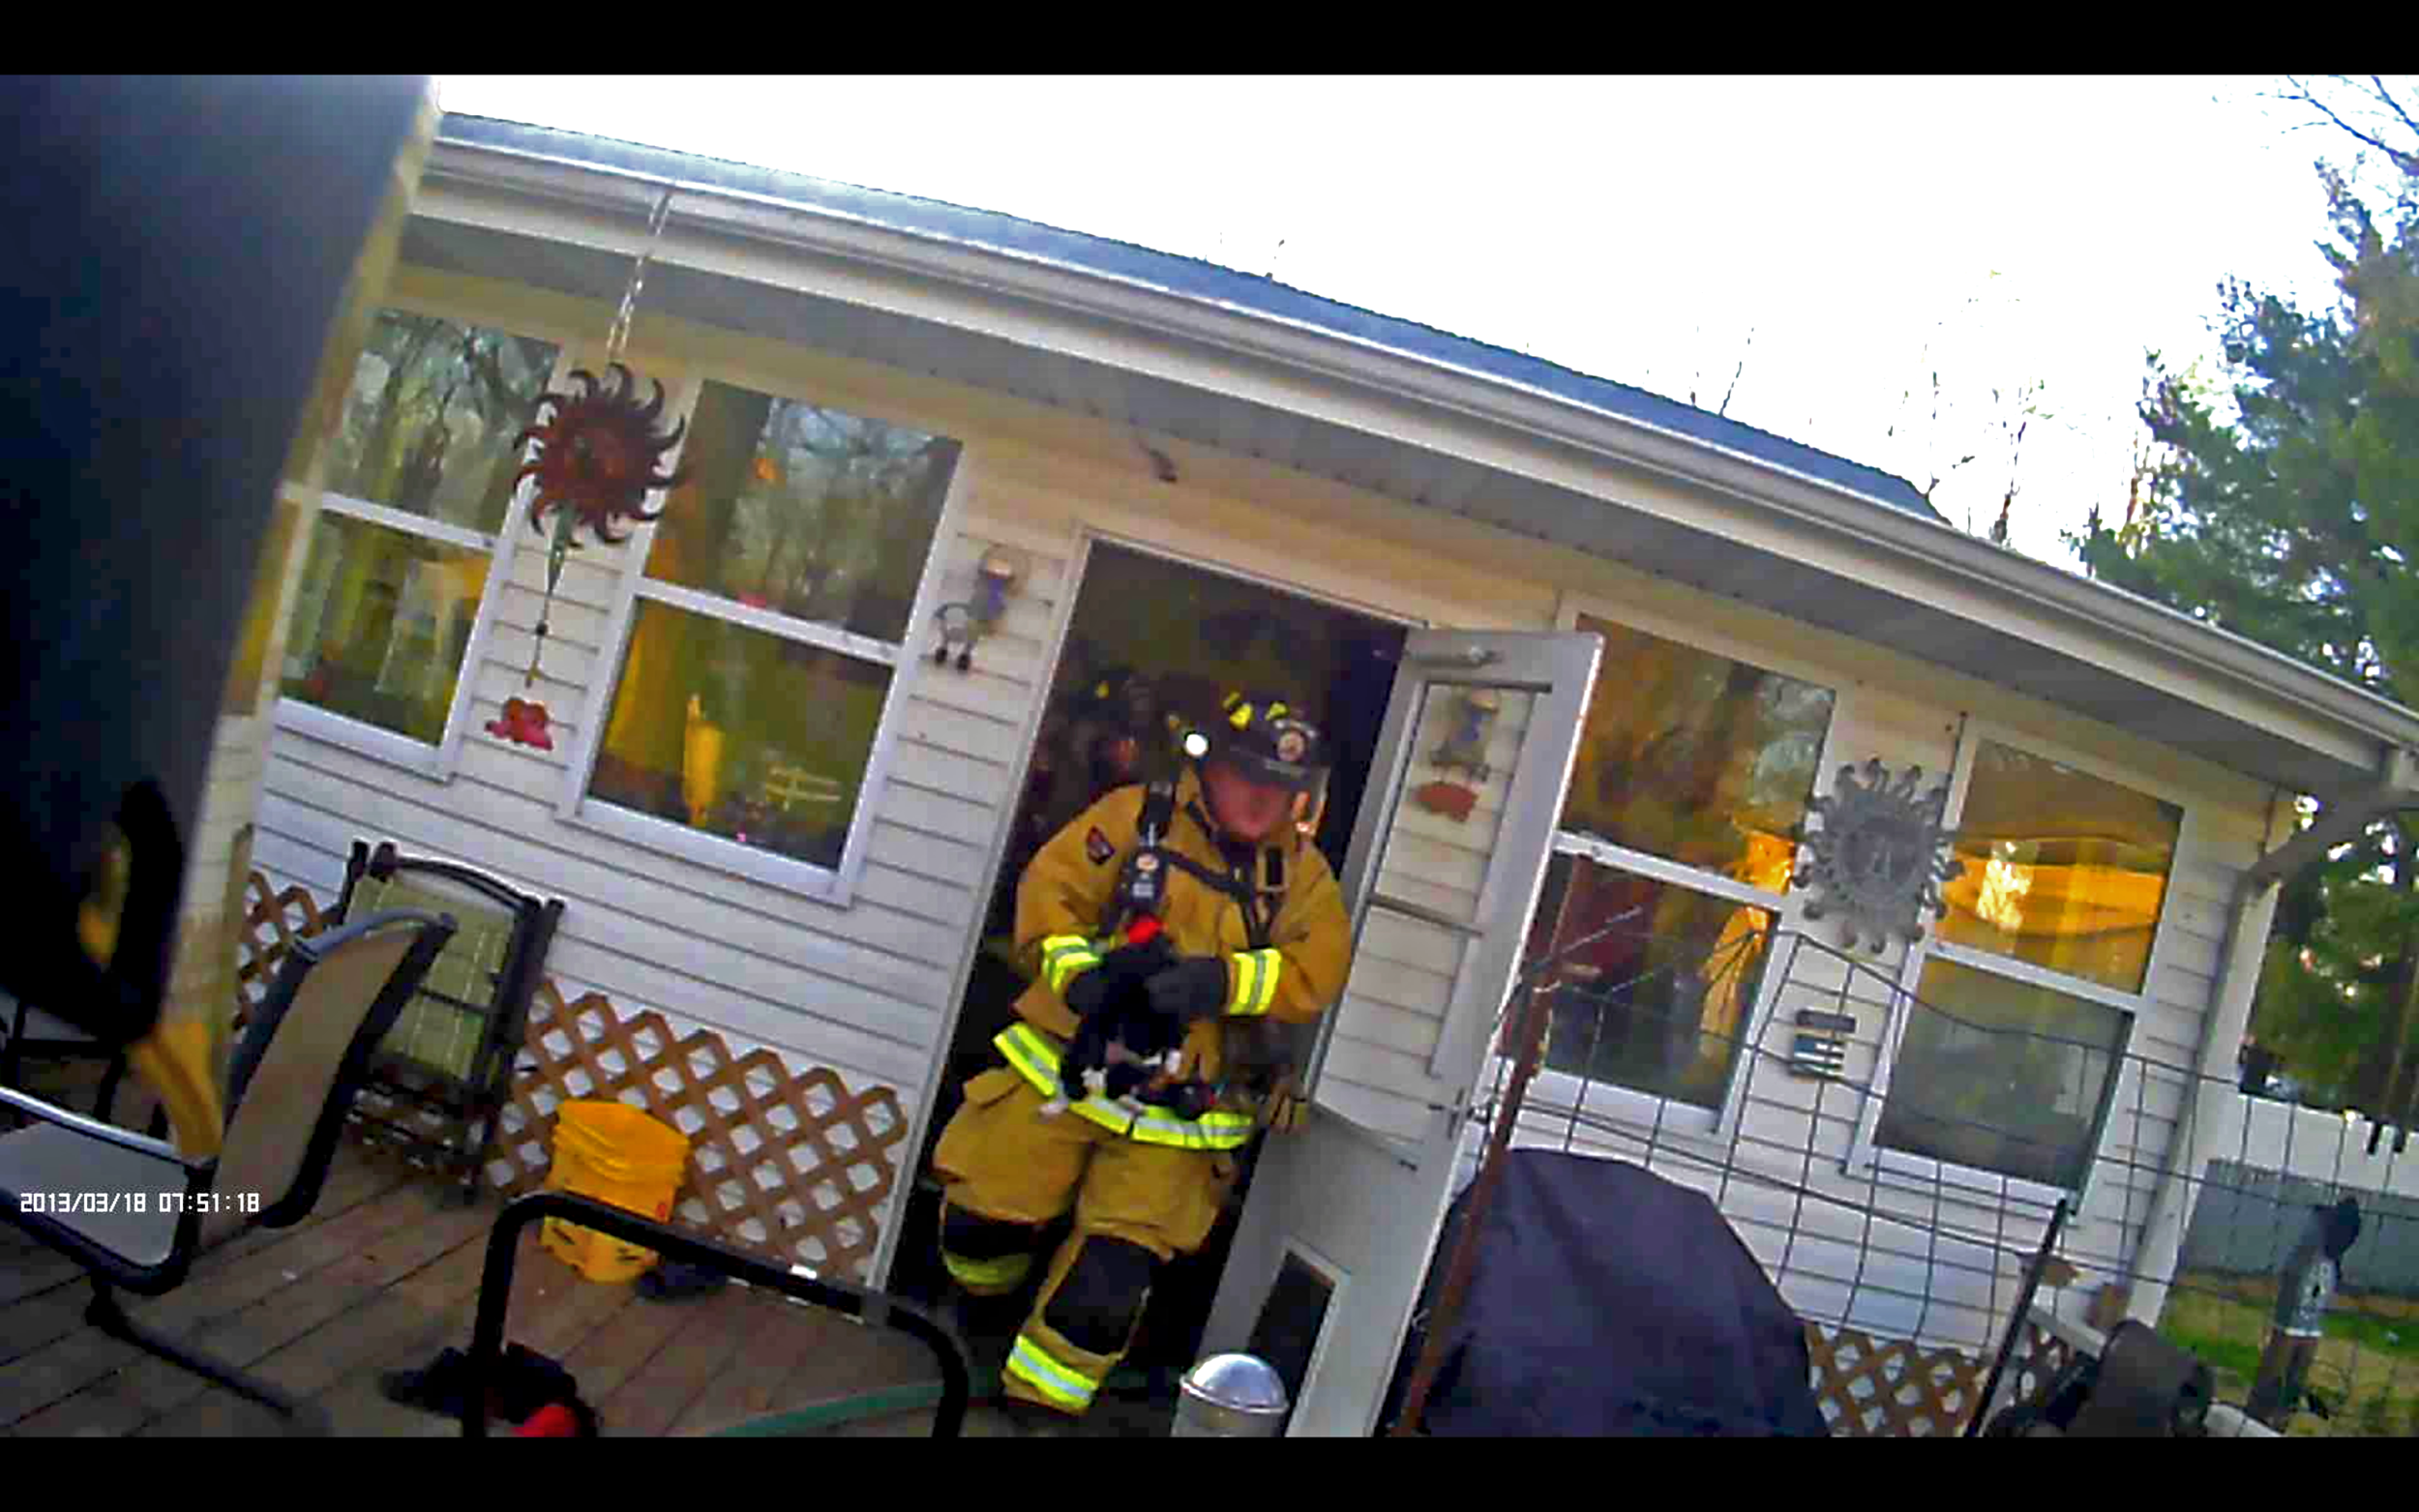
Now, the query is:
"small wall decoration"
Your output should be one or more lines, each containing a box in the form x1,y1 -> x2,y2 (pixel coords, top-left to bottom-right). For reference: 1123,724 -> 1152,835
1789,1009 -> 1857,1081
931,545 -> 1029,672
1414,687 -> 1501,823
1431,686 -> 1501,781
485,697 -> 554,752
1791,757 -> 1964,954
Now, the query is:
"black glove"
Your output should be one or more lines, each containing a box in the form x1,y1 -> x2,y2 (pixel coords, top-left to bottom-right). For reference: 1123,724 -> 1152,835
1145,956 -> 1233,1023
1063,936 -> 1175,1019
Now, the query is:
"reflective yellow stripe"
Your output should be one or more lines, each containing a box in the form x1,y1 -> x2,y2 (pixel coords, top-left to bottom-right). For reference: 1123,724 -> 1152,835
941,1248 -> 1032,1291
994,1026 -> 1257,1150
1007,1335 -> 1099,1410
998,1023 -> 1061,1091
1041,934 -> 1102,995
1226,949 -> 1280,1017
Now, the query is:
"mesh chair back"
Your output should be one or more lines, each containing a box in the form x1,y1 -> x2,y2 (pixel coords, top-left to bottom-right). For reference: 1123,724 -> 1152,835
212,908 -> 452,1243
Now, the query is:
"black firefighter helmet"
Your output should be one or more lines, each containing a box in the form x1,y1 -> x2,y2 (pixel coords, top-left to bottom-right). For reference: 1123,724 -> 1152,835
1184,691 -> 1327,793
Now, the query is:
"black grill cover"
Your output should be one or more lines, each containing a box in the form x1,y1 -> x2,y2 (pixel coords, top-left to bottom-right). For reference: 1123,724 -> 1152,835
1384,1150 -> 1831,1437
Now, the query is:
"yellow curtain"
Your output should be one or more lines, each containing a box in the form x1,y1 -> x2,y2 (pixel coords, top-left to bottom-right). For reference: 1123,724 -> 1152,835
1690,828 -> 1794,1076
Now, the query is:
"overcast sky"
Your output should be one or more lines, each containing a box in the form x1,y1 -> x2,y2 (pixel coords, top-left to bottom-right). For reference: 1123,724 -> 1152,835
433,75 -> 2375,567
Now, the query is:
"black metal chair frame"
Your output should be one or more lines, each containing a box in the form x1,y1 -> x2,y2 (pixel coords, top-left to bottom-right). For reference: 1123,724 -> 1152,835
0,908 -> 455,1436
0,993 -> 139,1123
331,840 -> 564,1206
461,1190 -> 971,1438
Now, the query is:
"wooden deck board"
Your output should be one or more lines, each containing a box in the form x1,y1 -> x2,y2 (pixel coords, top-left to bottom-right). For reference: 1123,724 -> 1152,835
0,1150 -> 402,1337
0,1152 -> 414,1431
5,1164 -> 478,1434
314,1234 -> 585,1439
665,1290 -> 849,1437
491,1255 -> 647,1373
1,1141 -> 942,1438
595,1287 -> 762,1438
560,1281 -> 711,1434
758,1304 -> 950,1415
134,1196 -> 503,1436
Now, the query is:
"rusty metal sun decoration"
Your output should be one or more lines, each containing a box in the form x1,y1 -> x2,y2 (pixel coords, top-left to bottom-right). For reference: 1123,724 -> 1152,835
493,363 -> 689,749
516,363 -> 689,549
1789,757 -> 1965,955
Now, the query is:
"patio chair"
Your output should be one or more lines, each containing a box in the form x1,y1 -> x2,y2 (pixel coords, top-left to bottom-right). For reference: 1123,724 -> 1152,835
330,841 -> 564,1206
0,907 -> 456,1435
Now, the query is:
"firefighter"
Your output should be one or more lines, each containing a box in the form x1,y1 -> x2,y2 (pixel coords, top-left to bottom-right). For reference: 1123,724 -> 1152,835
931,691 -> 1353,1427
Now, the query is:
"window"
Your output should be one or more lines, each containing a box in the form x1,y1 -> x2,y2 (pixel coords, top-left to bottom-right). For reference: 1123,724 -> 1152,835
1528,849 -> 1778,1110
1873,958 -> 2131,1190
1521,612 -> 1836,1114
1867,738 -> 2182,1194
577,377 -> 961,885
1938,742 -> 2180,995
280,310 -> 562,753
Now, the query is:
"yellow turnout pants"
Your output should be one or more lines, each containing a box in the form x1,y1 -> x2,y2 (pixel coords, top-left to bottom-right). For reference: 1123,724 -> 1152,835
932,1065 -> 1239,1416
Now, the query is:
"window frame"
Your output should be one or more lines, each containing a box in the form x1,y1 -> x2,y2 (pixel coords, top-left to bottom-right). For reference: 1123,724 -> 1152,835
1846,715 -> 2187,1214
552,362 -> 974,910
1513,589 -> 1849,1141
271,294 -> 588,781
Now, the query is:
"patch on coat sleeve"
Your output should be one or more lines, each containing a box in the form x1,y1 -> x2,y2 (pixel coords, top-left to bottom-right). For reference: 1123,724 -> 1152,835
1086,827 -> 1116,866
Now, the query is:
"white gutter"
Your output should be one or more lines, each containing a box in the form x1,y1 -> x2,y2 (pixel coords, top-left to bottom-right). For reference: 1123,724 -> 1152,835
421,132 -> 2419,786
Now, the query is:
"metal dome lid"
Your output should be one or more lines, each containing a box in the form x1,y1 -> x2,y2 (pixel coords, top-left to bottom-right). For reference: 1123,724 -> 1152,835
1180,1352 -> 1290,1412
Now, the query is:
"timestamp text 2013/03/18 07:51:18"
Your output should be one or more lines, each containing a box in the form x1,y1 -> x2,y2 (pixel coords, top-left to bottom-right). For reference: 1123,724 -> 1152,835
17,1192 -> 262,1216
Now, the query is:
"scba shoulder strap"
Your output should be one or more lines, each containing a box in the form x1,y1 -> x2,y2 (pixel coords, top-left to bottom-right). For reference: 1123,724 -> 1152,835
1140,779 -> 1178,847
1104,780 -> 1274,950
1100,781 -> 1183,934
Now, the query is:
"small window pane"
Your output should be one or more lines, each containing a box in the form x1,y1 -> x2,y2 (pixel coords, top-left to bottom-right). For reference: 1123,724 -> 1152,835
279,512 -> 491,745
321,311 -> 560,533
643,381 -> 960,645
586,599 -> 891,872
1876,956 -> 2130,1190
1938,741 -> 2181,995
1563,614 -> 1832,887
1523,849 -> 1774,1111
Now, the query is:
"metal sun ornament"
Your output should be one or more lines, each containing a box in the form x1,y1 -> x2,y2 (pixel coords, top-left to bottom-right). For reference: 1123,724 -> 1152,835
491,191 -> 687,750
1789,757 -> 1966,955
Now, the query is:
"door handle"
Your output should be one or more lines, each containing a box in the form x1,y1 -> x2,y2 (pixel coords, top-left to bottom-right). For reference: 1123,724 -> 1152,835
1365,893 -> 1483,937
1412,647 -> 1502,670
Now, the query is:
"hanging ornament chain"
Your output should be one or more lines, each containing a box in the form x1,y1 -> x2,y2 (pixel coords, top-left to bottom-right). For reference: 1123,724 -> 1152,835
605,189 -> 673,372
523,188 -> 677,693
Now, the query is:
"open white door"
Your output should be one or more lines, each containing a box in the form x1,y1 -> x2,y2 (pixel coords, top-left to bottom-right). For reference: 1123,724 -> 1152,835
1199,627 -> 1600,1437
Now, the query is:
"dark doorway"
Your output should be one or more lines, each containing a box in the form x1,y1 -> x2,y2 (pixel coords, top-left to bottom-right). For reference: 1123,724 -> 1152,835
890,538 -> 1406,1396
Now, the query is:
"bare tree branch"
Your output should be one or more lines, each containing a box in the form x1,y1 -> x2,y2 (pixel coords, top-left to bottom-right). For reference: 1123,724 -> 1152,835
2285,74 -> 2419,169
1717,328 -> 1754,419
2371,74 -> 2419,146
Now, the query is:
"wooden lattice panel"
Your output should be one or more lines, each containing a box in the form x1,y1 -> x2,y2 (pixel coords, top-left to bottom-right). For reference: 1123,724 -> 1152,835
493,981 -> 911,1283
227,870 -> 914,1282
233,871 -> 329,1034
1807,1324 -> 1987,1437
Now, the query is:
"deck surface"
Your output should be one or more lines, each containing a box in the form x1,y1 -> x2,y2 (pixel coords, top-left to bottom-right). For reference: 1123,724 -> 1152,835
0,1137 -> 965,1438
